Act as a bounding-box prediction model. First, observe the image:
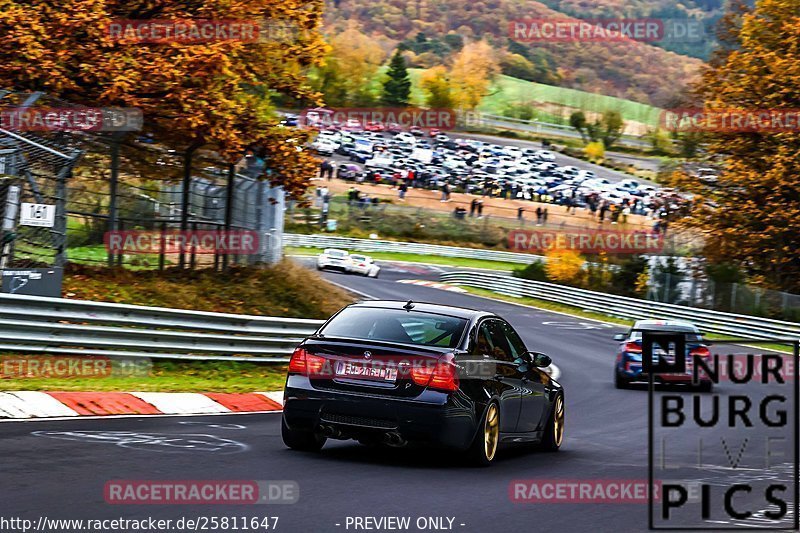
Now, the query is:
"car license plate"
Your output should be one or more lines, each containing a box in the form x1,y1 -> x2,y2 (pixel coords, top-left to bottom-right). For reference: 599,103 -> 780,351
335,361 -> 397,382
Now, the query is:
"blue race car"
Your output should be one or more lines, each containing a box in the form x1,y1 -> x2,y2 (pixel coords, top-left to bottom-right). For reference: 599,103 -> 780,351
613,319 -> 713,391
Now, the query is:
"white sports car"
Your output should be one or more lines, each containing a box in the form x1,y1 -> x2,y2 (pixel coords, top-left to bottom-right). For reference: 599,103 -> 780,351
316,249 -> 350,272
346,254 -> 380,278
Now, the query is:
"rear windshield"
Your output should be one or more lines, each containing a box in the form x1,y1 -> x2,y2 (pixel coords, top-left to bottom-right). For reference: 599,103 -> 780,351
319,307 -> 468,348
326,250 -> 348,258
630,326 -> 702,342
350,255 -> 367,262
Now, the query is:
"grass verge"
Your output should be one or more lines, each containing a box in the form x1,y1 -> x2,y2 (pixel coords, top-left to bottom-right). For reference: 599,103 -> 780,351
286,247 -> 521,272
62,260 -> 353,319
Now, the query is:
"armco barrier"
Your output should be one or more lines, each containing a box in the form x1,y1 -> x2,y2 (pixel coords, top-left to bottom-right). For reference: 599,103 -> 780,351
440,271 -> 800,340
284,233 -> 543,264
0,293 -> 323,362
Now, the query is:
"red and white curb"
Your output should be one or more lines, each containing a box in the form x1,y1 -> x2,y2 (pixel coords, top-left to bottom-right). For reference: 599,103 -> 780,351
397,279 -> 468,293
0,391 -> 284,420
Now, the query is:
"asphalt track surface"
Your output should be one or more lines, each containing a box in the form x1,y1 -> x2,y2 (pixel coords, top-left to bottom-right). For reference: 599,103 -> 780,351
1,261 -> 796,533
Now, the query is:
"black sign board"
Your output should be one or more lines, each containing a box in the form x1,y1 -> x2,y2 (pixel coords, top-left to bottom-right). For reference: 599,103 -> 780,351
1,267 -> 63,297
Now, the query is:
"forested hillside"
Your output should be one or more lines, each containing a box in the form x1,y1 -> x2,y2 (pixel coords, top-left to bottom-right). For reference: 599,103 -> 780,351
326,0 -> 706,107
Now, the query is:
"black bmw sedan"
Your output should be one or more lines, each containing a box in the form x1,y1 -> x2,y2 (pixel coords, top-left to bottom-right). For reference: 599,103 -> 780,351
281,300 -> 565,465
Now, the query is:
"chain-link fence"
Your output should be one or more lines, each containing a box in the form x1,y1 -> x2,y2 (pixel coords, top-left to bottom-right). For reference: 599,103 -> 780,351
0,92 -> 84,270
641,257 -> 800,321
0,91 -> 286,281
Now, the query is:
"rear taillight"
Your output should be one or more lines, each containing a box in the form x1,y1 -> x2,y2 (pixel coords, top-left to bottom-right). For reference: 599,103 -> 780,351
625,342 -> 642,353
690,346 -> 711,358
410,355 -> 459,392
288,348 -> 307,374
288,348 -> 330,377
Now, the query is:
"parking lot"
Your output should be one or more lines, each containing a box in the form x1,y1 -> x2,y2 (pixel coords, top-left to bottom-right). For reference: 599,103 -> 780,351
303,122 -> 689,226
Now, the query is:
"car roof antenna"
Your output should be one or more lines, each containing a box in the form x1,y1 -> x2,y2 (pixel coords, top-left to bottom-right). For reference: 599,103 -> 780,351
403,300 -> 415,311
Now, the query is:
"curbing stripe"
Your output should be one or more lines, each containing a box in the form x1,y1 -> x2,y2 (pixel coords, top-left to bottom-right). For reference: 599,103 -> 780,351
0,391 -> 80,418
48,392 -> 161,416
260,391 -> 285,407
130,392 -> 231,415
206,393 -> 282,412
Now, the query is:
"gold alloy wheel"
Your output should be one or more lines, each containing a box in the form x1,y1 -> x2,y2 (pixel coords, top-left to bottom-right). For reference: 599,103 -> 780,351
484,403 -> 500,461
553,396 -> 565,447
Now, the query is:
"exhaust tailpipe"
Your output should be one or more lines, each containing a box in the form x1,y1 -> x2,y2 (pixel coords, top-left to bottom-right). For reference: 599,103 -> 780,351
383,432 -> 407,447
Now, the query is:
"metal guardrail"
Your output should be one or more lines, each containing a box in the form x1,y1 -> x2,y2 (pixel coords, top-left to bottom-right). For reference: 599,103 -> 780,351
440,271 -> 800,340
284,233 -> 543,265
0,293 -> 323,362
473,113 -> 653,149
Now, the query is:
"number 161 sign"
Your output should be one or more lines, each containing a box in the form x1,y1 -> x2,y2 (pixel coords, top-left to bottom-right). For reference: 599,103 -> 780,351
19,203 -> 56,228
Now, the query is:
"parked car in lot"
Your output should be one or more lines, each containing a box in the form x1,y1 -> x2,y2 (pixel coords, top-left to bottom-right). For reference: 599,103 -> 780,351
535,150 -> 556,162
349,149 -> 372,164
394,132 -> 417,144
346,254 -> 380,278
364,121 -> 385,132
311,139 -> 338,155
344,118 -> 362,131
613,320 -> 712,391
282,300 -> 565,465
316,249 -> 350,272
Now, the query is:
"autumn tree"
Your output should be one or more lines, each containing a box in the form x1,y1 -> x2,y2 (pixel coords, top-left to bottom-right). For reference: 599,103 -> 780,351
544,250 -> 585,285
570,110 -> 625,149
682,0 -> 800,291
569,111 -> 589,142
449,40 -> 499,111
314,24 -> 385,106
382,49 -> 412,106
0,0 -> 327,194
420,65 -> 455,109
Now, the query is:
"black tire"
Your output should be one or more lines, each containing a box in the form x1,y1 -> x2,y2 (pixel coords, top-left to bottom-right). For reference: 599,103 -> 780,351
614,370 -> 630,389
538,394 -> 564,452
281,418 -> 326,452
465,402 -> 500,467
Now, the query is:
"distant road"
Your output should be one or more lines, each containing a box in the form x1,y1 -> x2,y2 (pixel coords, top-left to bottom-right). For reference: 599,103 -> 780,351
477,114 -> 653,149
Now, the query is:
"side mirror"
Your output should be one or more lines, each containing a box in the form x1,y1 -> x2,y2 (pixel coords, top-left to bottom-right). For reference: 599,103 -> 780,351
613,333 -> 626,341
527,351 -> 552,368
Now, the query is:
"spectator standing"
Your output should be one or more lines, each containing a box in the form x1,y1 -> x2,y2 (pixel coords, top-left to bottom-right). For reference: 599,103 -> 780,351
535,206 -> 543,225
398,180 -> 408,201
543,208 -> 549,224
470,198 -> 478,217
477,199 -> 484,218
